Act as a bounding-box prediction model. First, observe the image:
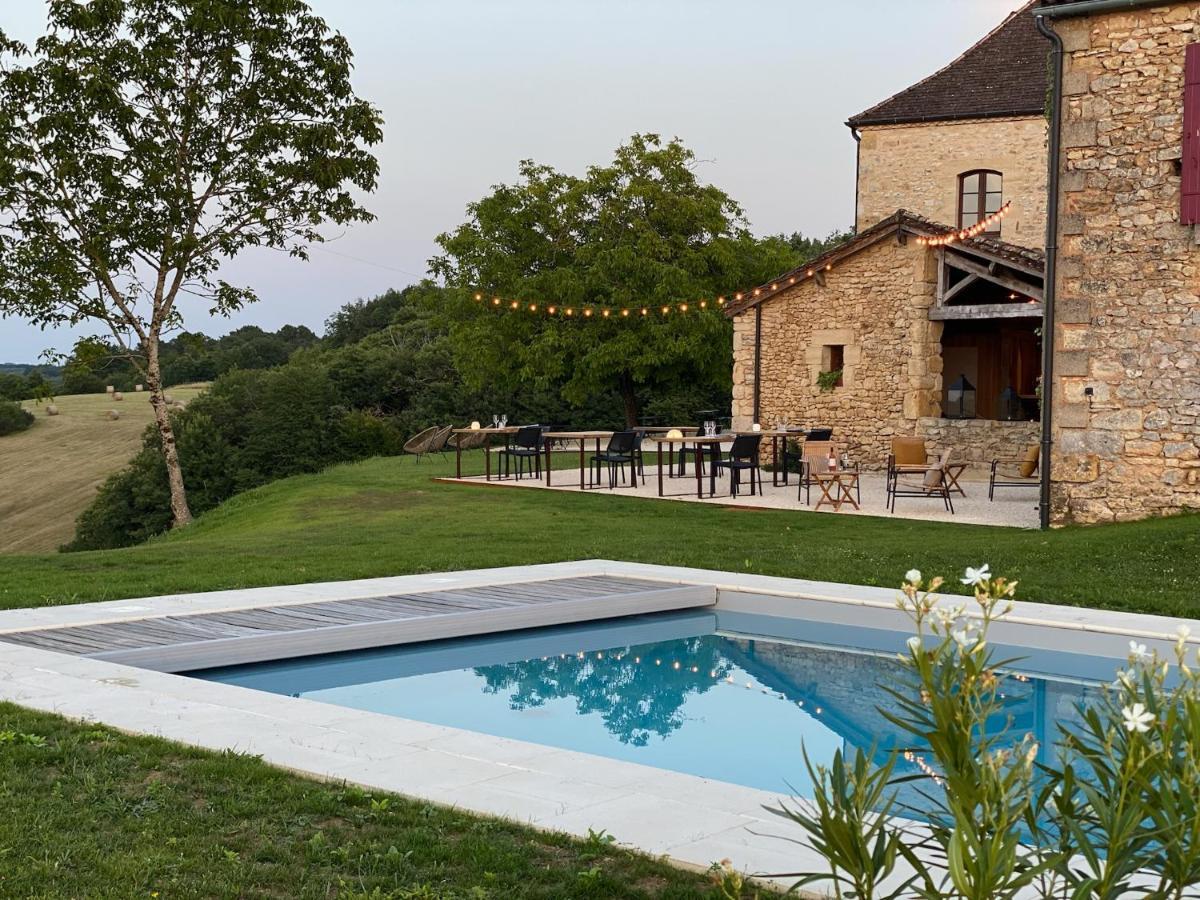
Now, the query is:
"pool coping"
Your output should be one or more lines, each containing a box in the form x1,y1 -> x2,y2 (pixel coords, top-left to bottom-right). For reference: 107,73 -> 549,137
0,560 -> 1195,893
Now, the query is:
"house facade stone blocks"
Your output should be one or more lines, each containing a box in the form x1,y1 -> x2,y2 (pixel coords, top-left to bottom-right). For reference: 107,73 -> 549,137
856,117 -> 1050,250
1050,3 -> 1200,523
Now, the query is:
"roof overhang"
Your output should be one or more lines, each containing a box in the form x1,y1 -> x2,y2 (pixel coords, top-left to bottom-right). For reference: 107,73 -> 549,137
724,211 -> 1045,319
1035,0 -> 1170,18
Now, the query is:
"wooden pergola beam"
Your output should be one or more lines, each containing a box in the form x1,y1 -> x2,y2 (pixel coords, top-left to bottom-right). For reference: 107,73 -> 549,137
929,302 -> 1045,321
944,250 -> 1044,301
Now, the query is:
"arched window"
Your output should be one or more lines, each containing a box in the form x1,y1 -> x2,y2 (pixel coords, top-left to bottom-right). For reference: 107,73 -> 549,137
958,170 -> 1003,233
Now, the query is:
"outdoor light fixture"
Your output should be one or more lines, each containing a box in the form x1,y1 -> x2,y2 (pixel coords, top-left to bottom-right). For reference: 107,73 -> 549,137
998,385 -> 1022,421
946,373 -> 977,419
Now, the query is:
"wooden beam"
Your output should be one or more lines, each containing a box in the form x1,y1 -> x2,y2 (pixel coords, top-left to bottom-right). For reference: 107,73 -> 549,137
944,251 -> 1044,301
942,273 -> 980,305
929,302 -> 1045,321
948,243 -> 1044,278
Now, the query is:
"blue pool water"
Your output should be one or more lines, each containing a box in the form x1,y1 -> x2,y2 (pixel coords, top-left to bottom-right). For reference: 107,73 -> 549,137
196,609 -> 1113,801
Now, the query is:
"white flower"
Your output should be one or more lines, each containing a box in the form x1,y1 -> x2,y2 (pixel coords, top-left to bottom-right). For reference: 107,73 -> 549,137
961,564 -> 991,586
951,621 -> 978,649
1121,703 -> 1155,734
905,569 -> 922,585
1176,625 -> 1192,643
1129,641 -> 1151,662
907,636 -> 923,654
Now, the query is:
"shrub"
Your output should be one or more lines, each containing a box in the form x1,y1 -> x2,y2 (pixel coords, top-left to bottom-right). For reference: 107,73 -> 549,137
0,400 -> 34,436
780,567 -> 1200,899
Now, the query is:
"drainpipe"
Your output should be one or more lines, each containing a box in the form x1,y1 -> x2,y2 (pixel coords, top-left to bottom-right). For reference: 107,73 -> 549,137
1035,11 -> 1064,531
851,126 -> 862,232
752,305 -> 762,424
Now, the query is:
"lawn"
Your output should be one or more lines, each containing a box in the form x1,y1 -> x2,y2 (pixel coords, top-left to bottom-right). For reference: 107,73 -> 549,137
0,449 -> 1195,616
1,450 -> 1197,897
0,385 -> 207,554
0,703 -> 748,899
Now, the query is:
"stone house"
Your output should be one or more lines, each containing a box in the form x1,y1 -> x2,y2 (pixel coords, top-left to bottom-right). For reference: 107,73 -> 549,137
729,5 -> 1050,475
729,0 -> 1200,526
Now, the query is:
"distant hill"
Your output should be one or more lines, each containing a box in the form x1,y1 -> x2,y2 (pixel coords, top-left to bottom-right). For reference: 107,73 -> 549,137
0,363 -> 62,378
0,384 -> 206,554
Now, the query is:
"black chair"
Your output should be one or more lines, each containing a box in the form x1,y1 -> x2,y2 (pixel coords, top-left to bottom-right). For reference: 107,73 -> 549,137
806,427 -> 833,441
630,428 -> 647,485
714,433 -> 763,497
590,431 -> 638,489
675,424 -> 722,478
499,425 -> 544,480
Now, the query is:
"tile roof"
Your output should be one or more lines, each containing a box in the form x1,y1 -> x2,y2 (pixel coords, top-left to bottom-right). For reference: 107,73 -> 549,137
846,3 -> 1049,128
724,210 -> 1044,318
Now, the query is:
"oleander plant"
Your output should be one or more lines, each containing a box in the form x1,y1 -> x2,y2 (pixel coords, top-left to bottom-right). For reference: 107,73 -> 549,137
777,566 -> 1200,900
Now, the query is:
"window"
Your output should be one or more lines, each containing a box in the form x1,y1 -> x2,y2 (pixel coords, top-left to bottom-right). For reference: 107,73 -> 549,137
958,170 -> 1003,233
820,344 -> 845,389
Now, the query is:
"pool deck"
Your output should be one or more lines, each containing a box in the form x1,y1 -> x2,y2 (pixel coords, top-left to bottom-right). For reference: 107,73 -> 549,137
1,560 -> 1196,893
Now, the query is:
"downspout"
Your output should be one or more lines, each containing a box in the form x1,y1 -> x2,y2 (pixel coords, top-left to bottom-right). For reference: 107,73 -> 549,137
851,126 -> 862,232
752,305 -> 762,424
1035,11 -> 1064,531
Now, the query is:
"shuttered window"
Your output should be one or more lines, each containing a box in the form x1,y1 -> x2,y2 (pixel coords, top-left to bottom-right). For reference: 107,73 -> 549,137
1183,43 -> 1200,224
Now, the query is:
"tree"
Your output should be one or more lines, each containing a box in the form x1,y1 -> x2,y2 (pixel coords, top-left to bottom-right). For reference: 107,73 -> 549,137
0,0 -> 382,528
431,134 -> 796,427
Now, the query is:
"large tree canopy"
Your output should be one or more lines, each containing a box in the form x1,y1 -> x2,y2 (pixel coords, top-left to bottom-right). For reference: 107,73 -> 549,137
0,0 -> 382,527
431,134 -> 796,426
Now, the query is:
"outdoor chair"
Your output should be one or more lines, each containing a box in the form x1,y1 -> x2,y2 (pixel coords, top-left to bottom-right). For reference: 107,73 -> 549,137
403,425 -> 451,463
631,428 -> 647,484
589,430 -> 638,489
782,430 -> 835,486
796,440 -> 836,504
499,425 -> 544,480
714,433 -> 764,498
673,423 -> 716,478
890,449 -> 955,514
989,444 -> 1040,500
449,429 -> 488,452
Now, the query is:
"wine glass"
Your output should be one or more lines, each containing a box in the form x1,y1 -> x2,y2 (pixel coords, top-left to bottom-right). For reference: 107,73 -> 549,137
491,415 -> 499,429
499,414 -> 508,428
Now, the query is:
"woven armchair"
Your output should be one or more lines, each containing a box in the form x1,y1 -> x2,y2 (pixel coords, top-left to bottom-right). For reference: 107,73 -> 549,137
989,445 -> 1040,500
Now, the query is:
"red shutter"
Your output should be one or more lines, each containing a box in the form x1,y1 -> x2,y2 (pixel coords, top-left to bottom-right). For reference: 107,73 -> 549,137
1182,43 -> 1200,223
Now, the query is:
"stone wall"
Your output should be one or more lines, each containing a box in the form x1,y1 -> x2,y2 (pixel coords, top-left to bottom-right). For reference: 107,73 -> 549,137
1050,4 -> 1200,523
731,236 -> 944,466
917,417 -> 1041,468
857,117 -> 1049,249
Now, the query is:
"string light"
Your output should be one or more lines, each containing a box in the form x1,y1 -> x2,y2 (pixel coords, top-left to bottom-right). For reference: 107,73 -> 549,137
916,201 -> 1012,246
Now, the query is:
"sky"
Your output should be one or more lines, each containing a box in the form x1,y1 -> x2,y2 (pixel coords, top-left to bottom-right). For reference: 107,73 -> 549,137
0,0 -> 1024,363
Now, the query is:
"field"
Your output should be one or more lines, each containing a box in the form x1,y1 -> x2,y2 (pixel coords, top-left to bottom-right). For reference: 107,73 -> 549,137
0,449 -> 1195,615
0,385 -> 206,554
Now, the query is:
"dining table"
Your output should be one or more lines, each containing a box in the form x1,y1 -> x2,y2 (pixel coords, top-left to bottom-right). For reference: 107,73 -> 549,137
541,431 -> 615,489
646,434 -> 730,499
450,426 -> 517,480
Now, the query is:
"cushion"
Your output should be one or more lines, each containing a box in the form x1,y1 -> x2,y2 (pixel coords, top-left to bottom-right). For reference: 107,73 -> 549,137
1019,445 -> 1040,479
922,465 -> 944,489
892,436 -> 926,466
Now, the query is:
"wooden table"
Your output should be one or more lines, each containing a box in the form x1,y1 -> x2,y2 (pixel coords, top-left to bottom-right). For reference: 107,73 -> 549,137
451,426 -> 517,480
542,431 -> 614,489
732,429 -> 812,486
812,470 -> 861,511
647,435 -> 729,498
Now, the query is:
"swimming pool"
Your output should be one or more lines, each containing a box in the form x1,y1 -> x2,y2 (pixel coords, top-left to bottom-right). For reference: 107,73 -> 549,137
195,606 -> 1113,806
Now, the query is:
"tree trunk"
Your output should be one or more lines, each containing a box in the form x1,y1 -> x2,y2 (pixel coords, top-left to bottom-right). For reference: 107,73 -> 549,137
618,371 -> 639,429
146,335 -> 193,528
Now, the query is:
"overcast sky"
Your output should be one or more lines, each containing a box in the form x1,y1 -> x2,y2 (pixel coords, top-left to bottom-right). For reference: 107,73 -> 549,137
0,0 -> 1023,363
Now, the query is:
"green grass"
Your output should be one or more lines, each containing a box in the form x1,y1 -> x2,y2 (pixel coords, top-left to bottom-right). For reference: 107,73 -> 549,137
0,703 -> 747,899
0,449 -> 1196,615
1,451 -> 1197,895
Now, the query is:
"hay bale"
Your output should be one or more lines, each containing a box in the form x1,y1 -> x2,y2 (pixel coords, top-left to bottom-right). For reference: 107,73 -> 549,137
105,385 -> 114,394
134,384 -> 144,392
107,410 -> 120,421
163,394 -> 174,404
46,404 -> 59,417
112,391 -> 123,401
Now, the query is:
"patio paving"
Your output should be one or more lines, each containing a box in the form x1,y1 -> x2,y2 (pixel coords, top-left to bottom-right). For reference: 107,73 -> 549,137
442,457 -> 1039,528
